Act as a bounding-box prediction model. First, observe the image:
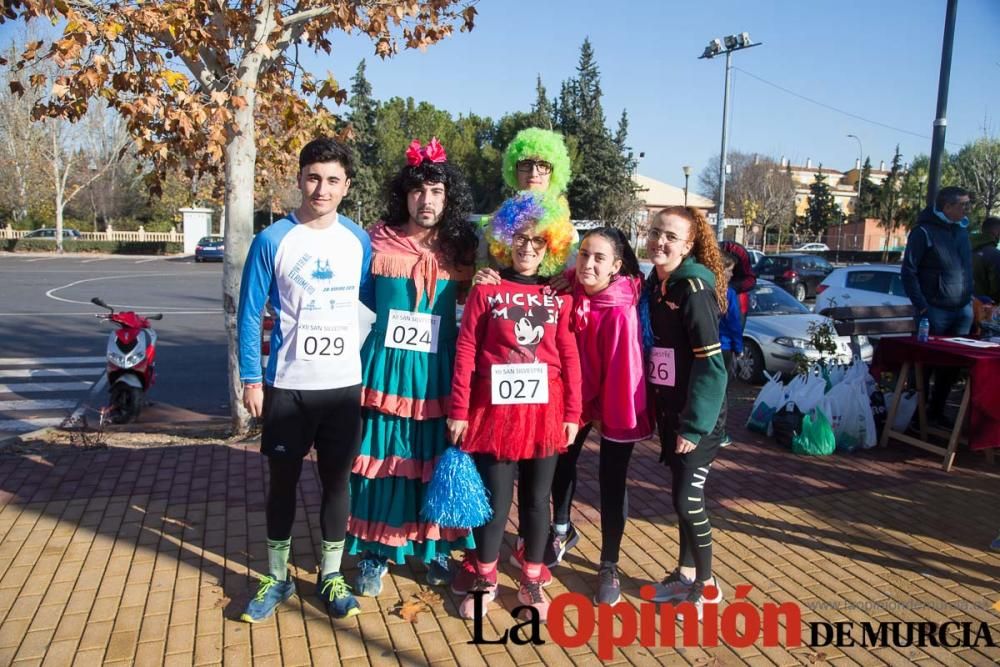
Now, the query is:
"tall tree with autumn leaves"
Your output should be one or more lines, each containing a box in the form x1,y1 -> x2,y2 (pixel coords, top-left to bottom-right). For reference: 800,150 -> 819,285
1,0 -> 477,432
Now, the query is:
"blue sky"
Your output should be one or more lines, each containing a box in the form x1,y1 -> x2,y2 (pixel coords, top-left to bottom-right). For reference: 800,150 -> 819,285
302,0 -> 1000,191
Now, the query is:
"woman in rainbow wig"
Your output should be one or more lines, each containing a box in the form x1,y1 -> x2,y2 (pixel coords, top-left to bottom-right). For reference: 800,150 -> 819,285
447,190 -> 581,622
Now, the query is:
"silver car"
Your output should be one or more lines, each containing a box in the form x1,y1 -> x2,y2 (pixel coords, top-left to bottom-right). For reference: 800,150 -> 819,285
735,280 -> 872,384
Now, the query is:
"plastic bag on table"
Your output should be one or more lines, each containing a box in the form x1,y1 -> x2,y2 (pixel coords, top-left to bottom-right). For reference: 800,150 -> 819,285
747,371 -> 784,435
792,408 -> 836,456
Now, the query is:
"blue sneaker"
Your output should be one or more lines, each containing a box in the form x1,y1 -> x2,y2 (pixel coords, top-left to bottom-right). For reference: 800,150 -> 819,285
426,553 -> 452,586
240,574 -> 295,623
318,572 -> 360,619
991,533 -> 1000,551
355,554 -> 389,597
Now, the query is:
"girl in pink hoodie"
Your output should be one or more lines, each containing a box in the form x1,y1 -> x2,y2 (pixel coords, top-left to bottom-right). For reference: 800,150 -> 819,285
548,227 -> 653,605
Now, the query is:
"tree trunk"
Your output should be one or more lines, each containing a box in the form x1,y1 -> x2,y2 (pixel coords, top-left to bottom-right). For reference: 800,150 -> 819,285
52,129 -> 64,254
223,81 -> 258,435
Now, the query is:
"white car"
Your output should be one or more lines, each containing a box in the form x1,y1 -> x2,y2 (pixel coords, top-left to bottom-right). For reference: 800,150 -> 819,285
736,281 -> 872,384
747,249 -> 765,268
814,264 -> 911,313
792,242 -> 829,252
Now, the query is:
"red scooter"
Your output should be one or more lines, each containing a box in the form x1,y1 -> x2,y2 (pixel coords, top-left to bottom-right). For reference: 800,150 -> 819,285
92,297 -> 162,423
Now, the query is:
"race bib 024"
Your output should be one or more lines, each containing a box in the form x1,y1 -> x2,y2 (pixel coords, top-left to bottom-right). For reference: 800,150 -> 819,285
384,309 -> 441,354
491,363 -> 549,405
646,347 -> 676,387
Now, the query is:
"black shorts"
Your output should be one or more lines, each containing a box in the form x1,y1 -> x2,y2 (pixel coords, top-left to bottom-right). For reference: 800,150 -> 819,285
261,384 -> 362,460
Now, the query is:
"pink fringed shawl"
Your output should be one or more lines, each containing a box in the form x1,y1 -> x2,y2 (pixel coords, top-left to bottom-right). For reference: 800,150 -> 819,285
368,222 -> 473,307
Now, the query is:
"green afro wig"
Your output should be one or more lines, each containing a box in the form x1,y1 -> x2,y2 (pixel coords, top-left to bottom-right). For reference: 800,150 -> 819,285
502,128 -> 572,196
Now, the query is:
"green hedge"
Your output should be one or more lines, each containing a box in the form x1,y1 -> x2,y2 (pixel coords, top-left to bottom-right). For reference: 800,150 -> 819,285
6,239 -> 184,255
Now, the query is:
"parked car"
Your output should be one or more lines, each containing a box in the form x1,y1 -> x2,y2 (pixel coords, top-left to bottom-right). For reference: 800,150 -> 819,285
735,280 -> 873,384
22,228 -> 81,239
747,248 -> 766,268
194,236 -> 224,262
792,242 -> 830,252
753,253 -> 833,302
814,264 -> 911,313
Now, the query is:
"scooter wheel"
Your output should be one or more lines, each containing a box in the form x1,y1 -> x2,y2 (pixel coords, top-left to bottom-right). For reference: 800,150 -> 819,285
110,384 -> 143,424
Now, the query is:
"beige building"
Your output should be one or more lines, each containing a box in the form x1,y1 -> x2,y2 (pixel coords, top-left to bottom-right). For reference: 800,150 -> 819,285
630,173 -> 715,235
782,158 -> 893,218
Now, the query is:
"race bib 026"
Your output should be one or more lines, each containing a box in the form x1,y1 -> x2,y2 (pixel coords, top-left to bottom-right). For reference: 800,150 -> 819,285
646,347 -> 676,387
385,309 -> 441,354
491,363 -> 549,405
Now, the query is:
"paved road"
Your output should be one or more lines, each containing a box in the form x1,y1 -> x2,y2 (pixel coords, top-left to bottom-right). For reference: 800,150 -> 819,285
0,254 -> 229,438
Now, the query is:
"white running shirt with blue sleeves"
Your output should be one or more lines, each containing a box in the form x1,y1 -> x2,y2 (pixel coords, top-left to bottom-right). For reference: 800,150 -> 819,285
238,212 -> 374,390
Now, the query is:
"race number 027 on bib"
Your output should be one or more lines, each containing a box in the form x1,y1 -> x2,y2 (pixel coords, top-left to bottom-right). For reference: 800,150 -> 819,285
491,363 -> 549,405
385,310 -> 441,354
646,347 -> 676,387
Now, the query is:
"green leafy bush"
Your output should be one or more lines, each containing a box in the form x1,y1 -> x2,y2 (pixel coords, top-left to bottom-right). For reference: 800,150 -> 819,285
6,239 -> 184,255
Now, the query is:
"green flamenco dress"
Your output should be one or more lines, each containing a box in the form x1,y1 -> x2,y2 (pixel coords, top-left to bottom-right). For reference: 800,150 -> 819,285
347,221 -> 475,563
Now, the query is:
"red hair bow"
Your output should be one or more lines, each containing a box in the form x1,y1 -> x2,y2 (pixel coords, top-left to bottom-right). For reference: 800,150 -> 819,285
405,137 -> 447,166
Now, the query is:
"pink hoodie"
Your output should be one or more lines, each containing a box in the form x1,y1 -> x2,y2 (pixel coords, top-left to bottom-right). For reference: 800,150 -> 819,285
571,275 -> 653,442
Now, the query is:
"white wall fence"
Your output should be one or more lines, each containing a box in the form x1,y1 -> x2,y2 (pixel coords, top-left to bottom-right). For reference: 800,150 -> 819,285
0,225 -> 183,243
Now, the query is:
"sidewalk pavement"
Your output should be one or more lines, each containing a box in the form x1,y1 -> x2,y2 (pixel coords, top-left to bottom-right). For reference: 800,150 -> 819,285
0,387 -> 998,666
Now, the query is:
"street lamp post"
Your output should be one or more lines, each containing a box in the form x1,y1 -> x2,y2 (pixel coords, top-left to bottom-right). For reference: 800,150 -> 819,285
682,165 -> 691,206
700,32 -> 762,239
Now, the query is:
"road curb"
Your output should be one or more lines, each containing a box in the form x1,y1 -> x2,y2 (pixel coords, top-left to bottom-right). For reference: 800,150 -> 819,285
0,425 -> 58,451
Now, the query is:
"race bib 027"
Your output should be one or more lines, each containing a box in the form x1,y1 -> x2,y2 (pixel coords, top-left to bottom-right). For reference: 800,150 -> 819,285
491,363 -> 549,405
646,347 -> 676,387
384,309 -> 441,354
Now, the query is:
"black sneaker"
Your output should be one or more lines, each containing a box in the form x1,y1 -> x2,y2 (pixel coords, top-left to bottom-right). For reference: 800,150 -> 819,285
675,579 -> 723,621
593,562 -> 621,605
543,524 -> 580,568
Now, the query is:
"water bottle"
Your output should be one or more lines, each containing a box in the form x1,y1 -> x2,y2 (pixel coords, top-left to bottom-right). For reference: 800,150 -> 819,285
917,317 -> 930,343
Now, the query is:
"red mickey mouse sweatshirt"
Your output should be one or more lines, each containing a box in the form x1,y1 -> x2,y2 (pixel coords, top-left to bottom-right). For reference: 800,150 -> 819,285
450,271 -> 582,423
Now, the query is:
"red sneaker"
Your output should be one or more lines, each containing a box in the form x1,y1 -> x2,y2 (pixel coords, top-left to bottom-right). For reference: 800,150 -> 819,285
517,573 -> 550,622
451,550 -> 478,596
507,542 -> 552,587
458,570 -> 498,620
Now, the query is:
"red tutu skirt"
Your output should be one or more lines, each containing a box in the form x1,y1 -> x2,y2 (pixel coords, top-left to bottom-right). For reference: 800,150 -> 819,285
460,375 -> 568,461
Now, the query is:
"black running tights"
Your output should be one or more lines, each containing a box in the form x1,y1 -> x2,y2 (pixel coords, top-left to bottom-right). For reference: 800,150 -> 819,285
473,453 -> 559,565
265,447 -> 357,542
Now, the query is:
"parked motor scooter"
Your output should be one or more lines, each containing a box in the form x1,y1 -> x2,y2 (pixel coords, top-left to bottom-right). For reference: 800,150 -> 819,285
92,297 -> 162,423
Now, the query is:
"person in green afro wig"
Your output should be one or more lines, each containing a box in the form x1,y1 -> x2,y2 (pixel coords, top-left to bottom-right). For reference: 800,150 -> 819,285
502,128 -> 572,197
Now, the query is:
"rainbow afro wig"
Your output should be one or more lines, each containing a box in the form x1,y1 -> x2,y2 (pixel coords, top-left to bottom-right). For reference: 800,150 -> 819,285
487,192 -> 575,277
502,128 -> 572,196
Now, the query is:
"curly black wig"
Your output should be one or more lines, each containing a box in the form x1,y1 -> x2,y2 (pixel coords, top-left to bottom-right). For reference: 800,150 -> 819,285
383,161 -> 478,268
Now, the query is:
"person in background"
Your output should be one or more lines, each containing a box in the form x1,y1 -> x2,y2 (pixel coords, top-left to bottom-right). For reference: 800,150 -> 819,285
971,216 -> 1000,304
717,251 -> 743,447
719,240 -> 757,328
900,185 -> 974,424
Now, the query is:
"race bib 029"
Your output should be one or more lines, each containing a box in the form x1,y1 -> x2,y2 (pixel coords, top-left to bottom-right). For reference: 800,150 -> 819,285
646,347 -> 676,387
491,363 -> 549,405
384,309 -> 441,354
295,317 -> 357,361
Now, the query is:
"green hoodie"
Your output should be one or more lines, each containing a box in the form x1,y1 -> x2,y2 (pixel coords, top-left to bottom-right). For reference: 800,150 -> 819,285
649,257 -> 728,446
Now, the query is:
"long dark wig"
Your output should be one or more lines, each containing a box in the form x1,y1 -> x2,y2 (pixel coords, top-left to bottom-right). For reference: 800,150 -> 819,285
383,161 -> 478,268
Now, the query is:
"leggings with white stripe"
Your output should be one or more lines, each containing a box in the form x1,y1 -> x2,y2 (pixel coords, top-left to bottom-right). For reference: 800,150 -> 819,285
662,439 -> 720,582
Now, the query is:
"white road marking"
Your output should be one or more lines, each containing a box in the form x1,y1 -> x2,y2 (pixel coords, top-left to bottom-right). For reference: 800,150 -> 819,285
0,367 -> 104,379
66,374 -> 109,425
0,417 -> 64,433
0,399 -> 80,411
45,272 -> 204,308
81,257 -> 112,264
0,381 -> 92,393
134,257 -> 163,264
0,356 -> 105,366
23,257 -> 60,262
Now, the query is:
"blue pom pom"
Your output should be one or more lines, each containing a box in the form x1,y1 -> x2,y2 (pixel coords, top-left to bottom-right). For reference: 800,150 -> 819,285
421,447 -> 493,529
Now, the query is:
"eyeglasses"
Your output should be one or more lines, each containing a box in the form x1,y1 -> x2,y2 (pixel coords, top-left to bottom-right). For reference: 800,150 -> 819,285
512,233 -> 548,251
647,228 -> 689,244
515,160 -> 553,175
